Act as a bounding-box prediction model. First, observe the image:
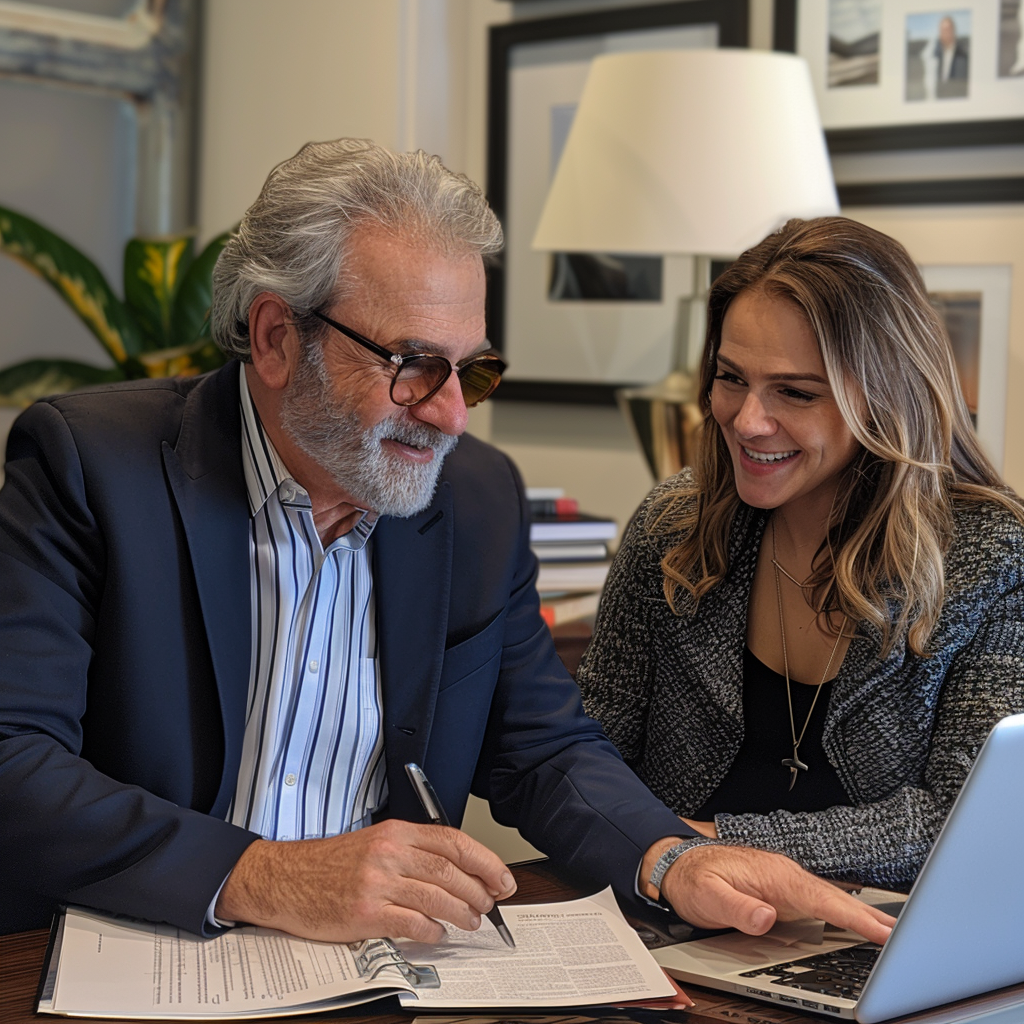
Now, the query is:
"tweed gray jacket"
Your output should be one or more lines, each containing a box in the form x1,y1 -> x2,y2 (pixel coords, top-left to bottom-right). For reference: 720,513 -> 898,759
578,470 -> 1024,889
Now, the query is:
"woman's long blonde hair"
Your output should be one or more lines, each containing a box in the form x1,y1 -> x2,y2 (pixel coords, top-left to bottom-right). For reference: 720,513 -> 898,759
658,217 -> 1023,657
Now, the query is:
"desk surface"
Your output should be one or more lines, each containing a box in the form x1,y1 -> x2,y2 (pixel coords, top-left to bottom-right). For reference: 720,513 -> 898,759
2,860 -> 1022,1024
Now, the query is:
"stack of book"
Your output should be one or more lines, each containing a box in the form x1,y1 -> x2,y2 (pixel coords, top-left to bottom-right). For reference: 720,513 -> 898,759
528,488 -> 616,627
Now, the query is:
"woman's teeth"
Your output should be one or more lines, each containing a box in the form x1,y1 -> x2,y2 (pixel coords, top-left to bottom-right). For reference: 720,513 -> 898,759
743,448 -> 797,463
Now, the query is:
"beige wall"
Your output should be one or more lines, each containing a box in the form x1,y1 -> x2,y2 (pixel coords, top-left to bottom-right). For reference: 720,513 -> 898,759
198,0 -> 515,237
201,1 -> 405,236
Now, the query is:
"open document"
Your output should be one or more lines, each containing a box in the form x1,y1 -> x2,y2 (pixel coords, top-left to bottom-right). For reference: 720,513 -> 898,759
38,888 -> 675,1019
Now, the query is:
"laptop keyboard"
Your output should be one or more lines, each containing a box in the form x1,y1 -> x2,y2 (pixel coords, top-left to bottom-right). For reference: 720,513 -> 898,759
738,943 -> 881,1000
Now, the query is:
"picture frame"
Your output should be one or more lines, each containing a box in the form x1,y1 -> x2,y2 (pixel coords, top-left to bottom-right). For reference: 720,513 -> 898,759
486,1 -> 749,405
920,263 -> 1011,470
835,177 -> 1024,206
836,183 -> 1018,471
838,202 -> 1023,482
774,0 -> 1024,152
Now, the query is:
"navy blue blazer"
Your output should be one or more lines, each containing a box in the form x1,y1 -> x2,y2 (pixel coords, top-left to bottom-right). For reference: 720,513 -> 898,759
0,363 -> 685,934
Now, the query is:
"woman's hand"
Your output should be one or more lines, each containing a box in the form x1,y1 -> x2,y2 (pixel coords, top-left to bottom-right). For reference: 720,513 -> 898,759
681,816 -> 718,838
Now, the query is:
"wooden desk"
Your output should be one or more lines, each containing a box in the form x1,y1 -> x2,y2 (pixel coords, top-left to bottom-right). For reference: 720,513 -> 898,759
2,860 -> 1022,1024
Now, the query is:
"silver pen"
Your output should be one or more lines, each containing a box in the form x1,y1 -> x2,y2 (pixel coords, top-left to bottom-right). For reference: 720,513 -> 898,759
404,762 -> 515,948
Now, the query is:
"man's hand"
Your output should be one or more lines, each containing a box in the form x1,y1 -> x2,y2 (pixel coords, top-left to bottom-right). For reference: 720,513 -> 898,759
216,819 -> 516,943
643,839 -> 895,945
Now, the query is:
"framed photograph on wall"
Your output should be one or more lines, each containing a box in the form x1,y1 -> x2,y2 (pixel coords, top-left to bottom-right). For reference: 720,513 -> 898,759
835,180 -> 1017,468
486,1 -> 748,404
921,264 -> 1011,469
774,0 -> 1024,151
836,200 -> 1023,481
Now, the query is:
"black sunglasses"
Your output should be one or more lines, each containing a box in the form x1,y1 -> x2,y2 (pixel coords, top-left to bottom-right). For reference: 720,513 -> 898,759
310,310 -> 505,408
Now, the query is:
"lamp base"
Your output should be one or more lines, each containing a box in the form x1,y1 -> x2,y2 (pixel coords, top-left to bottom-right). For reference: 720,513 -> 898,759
617,371 -> 702,481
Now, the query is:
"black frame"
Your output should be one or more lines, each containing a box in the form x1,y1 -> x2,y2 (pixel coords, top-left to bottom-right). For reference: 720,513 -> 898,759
836,178 -> 1024,206
773,0 -> 1024,153
487,0 -> 749,406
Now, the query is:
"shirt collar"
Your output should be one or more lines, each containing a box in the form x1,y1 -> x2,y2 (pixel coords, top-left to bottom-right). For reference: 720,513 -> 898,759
239,364 -> 294,517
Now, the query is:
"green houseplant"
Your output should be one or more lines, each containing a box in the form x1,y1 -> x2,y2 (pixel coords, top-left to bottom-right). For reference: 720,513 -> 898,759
0,205 -> 231,406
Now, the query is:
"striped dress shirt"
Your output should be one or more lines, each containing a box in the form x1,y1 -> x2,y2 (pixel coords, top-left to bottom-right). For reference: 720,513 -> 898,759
229,372 -> 387,841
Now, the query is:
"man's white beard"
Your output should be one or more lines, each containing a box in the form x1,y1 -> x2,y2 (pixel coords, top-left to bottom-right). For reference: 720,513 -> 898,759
281,342 -> 459,518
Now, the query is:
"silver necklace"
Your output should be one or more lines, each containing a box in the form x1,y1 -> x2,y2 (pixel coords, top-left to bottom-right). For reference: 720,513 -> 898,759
770,518 -> 847,791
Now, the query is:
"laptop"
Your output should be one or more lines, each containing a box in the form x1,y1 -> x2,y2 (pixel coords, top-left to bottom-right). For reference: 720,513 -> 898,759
652,713 -> 1024,1022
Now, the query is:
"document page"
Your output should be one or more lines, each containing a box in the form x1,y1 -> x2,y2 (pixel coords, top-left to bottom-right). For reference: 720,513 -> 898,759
398,887 -> 675,1008
39,889 -> 673,1018
40,909 -> 410,1019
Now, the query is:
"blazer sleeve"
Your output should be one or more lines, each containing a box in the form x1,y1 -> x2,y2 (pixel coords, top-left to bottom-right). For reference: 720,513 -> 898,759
465,451 -> 692,905
0,398 -> 258,935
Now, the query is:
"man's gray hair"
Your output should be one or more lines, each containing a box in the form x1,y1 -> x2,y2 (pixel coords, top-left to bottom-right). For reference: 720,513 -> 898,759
211,138 -> 504,360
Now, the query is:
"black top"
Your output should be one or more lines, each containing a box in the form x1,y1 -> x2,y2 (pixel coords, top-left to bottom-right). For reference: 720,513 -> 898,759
694,647 -> 851,819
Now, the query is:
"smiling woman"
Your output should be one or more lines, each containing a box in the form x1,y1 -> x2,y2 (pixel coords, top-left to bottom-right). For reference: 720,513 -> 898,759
577,216 -> 1024,890
710,289 -> 861,527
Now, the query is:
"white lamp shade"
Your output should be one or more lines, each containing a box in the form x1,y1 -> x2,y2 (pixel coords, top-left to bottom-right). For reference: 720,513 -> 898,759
532,49 -> 839,258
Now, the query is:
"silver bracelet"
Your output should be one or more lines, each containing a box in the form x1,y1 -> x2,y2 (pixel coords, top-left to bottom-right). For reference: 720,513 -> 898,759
649,840 -> 695,893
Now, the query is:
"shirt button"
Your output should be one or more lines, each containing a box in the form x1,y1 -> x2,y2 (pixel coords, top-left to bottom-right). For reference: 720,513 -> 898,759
279,483 -> 295,502
309,659 -> 319,672
284,773 -> 297,786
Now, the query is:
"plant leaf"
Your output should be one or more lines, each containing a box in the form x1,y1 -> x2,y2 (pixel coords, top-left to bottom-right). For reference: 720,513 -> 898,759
170,229 -> 233,348
0,205 -> 143,363
127,338 -> 227,381
0,359 -> 127,408
124,236 -> 196,352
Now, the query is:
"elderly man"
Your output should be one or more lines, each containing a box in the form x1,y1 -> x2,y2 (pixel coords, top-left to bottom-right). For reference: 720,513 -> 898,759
0,139 -> 892,944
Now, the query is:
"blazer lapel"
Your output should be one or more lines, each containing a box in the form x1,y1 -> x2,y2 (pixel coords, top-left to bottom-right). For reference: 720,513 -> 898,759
162,365 -> 252,814
372,481 -> 454,822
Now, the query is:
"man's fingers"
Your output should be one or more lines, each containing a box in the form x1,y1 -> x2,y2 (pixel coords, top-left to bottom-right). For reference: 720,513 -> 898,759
398,876 -> 484,933
409,823 -> 516,905
382,904 -> 450,945
398,825 -> 510,915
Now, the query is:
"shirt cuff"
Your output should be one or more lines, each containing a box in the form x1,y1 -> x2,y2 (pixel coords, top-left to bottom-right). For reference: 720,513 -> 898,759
204,872 -> 237,934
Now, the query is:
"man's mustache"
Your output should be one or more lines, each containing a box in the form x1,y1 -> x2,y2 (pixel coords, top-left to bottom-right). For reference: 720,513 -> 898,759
374,418 -> 459,457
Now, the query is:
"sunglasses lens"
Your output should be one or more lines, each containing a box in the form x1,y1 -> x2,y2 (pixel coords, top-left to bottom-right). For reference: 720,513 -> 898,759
458,356 -> 504,407
391,353 -> 505,407
391,357 -> 452,406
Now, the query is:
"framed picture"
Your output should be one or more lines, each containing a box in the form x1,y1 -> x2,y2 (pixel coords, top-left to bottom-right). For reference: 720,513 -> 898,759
838,203 -> 1023,482
921,264 -> 1011,469
774,0 -> 1024,152
487,1 -> 749,404
837,186 -> 1016,470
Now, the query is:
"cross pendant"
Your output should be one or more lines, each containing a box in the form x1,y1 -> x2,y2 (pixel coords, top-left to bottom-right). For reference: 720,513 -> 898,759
782,754 -> 809,791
